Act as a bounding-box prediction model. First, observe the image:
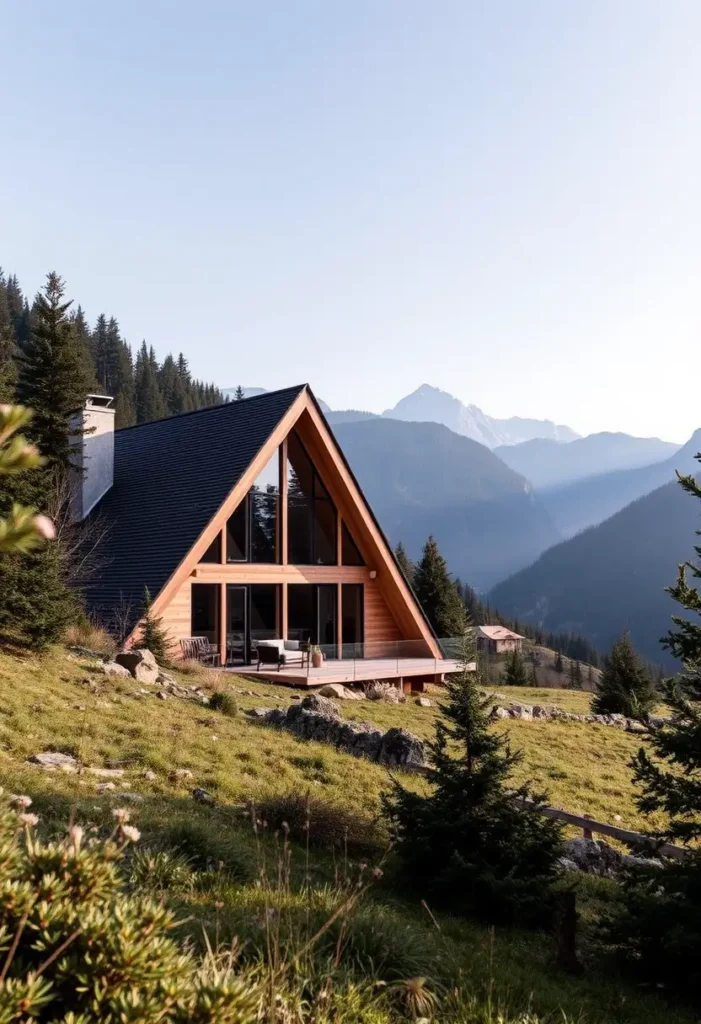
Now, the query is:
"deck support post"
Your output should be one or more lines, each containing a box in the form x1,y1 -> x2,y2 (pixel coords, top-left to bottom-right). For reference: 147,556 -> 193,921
219,581 -> 227,666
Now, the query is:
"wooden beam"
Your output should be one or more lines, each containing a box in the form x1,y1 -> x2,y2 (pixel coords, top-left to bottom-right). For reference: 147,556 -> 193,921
281,582 -> 288,640
219,582 -> 227,666
280,437 -> 288,566
337,581 -> 342,659
191,564 -> 369,583
221,522 -> 227,565
336,513 -> 343,566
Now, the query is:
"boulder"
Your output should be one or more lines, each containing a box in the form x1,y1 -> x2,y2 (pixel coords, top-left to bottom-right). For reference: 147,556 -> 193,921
264,709 -> 287,727
193,787 -> 215,806
343,722 -> 384,761
115,649 -> 159,683
414,697 -> 433,707
562,837 -> 623,877
101,661 -> 132,678
318,683 -> 364,701
142,769 -> 157,781
28,751 -> 79,772
96,782 -> 116,793
378,727 -> 426,769
168,768 -> 194,783
247,707 -> 273,719
299,693 -> 341,718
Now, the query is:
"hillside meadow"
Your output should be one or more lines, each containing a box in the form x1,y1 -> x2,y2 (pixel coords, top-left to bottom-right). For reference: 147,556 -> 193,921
0,646 -> 685,1023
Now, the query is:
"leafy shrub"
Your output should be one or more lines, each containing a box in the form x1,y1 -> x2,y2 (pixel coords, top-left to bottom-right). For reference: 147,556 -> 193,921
64,618 -> 117,658
0,795 -> 258,1022
129,847 -> 197,894
258,790 -> 383,854
209,690 -> 238,717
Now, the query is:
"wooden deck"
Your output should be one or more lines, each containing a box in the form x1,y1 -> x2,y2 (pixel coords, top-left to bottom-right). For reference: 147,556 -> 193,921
228,656 -> 469,687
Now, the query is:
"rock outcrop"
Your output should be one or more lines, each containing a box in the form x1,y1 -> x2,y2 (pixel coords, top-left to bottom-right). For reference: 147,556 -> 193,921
559,837 -> 663,877
492,702 -> 661,733
115,649 -> 159,683
258,694 -> 426,770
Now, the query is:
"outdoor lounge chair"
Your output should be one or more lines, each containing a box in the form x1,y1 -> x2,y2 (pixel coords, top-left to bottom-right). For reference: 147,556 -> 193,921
255,639 -> 309,671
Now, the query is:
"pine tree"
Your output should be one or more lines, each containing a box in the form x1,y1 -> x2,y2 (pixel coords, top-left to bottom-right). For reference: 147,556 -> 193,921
394,541 -> 414,586
573,660 -> 583,689
605,459 -> 701,995
554,650 -> 564,674
234,385 -> 244,400
504,647 -> 529,687
136,586 -> 173,664
134,341 -> 165,423
591,632 -> 656,718
412,535 -> 467,638
530,661 -> 538,686
15,273 -> 92,476
384,628 -> 562,924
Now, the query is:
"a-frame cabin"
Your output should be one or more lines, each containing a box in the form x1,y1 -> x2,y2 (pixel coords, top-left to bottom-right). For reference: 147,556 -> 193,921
82,385 -> 456,687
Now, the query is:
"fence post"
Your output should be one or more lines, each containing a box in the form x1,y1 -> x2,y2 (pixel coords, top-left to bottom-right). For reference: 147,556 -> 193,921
582,815 -> 593,840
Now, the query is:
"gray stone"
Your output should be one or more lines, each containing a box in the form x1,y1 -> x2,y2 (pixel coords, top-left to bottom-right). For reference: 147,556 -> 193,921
142,769 -> 157,781
318,683 -> 364,700
115,649 -> 159,684
247,707 -> 272,718
414,697 -> 432,707
88,767 -> 125,778
378,727 -> 426,769
113,792 -> 144,803
101,661 -> 132,678
28,751 -> 79,771
563,837 -> 622,878
299,693 -> 341,718
96,782 -> 116,793
264,709 -> 287,727
168,768 -> 194,783
156,691 -> 170,700
192,787 -> 215,806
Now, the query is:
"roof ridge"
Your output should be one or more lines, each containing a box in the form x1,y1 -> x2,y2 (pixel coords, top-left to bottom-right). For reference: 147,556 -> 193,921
115,383 -> 308,434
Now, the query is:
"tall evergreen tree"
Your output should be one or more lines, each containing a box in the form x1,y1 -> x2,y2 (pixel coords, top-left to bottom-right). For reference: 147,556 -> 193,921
412,535 -> 467,638
394,541 -> 414,586
136,586 -> 173,664
554,650 -> 564,674
134,341 -> 165,423
15,273 -> 92,476
591,632 -> 656,718
384,628 -> 562,924
504,647 -> 529,687
606,458 -> 701,995
234,385 -> 244,400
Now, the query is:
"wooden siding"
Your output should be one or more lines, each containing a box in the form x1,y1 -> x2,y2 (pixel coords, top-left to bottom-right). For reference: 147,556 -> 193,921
160,579 -> 192,652
364,583 -> 401,657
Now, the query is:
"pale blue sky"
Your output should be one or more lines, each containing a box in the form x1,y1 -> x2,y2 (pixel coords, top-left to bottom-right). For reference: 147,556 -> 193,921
2,1 -> 699,442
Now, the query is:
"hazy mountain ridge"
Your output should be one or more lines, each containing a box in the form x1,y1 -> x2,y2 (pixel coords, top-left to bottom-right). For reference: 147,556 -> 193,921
539,428 -> 701,538
382,384 -> 579,448
496,432 -> 681,490
488,474 -> 700,666
333,418 -> 560,590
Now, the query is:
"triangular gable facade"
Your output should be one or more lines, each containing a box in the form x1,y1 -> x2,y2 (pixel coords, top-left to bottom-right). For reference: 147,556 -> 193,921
117,386 -> 441,663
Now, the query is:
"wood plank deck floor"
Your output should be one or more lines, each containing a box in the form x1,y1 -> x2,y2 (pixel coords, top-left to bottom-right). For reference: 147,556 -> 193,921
226,657 -> 467,687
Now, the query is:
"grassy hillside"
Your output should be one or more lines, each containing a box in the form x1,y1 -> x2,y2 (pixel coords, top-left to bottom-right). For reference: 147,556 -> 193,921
0,646 -> 687,1023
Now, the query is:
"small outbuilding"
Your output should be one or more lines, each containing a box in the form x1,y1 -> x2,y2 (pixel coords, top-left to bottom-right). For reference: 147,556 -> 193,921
477,625 -> 526,655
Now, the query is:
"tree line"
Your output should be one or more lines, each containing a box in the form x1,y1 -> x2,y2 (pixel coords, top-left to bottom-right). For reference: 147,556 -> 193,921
0,268 -> 226,426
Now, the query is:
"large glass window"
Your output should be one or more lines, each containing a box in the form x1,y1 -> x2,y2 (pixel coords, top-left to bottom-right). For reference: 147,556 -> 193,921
341,522 -> 364,566
250,584 -> 279,644
192,583 -> 219,644
288,584 -> 337,647
226,448 -> 280,563
226,500 -> 247,561
199,532 -> 222,563
287,431 -> 336,565
341,584 -> 363,657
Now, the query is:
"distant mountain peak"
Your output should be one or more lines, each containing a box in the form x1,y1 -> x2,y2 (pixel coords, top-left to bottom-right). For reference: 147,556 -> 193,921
381,385 -> 579,448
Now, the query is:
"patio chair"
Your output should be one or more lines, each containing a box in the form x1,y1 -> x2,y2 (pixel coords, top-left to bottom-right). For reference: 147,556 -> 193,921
180,636 -> 219,666
256,640 -> 309,671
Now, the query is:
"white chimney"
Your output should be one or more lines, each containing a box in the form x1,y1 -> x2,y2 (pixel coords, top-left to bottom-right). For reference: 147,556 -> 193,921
70,395 -> 115,520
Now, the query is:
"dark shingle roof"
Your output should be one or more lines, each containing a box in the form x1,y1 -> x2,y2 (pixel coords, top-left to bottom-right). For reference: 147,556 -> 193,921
83,384 -> 306,623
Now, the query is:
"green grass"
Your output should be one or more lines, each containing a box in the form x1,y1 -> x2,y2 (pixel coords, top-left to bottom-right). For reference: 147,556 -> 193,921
0,646 -> 689,1023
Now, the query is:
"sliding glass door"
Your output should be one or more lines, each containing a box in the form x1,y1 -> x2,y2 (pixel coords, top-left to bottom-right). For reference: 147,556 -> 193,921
288,584 -> 337,648
226,584 -> 280,664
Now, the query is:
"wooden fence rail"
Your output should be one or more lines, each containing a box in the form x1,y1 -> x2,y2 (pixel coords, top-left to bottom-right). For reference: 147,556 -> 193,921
529,801 -> 687,860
